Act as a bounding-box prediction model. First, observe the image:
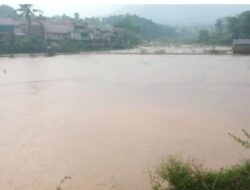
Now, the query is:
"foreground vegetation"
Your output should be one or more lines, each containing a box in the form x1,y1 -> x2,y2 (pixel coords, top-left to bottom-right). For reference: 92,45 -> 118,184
151,129 -> 250,190
151,157 -> 250,190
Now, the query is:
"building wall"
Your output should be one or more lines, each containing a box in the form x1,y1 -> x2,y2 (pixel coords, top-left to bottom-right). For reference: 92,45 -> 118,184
45,33 -> 69,40
233,44 -> 250,53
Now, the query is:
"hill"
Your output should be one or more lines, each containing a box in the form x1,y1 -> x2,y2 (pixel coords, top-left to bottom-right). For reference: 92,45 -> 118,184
115,5 -> 250,26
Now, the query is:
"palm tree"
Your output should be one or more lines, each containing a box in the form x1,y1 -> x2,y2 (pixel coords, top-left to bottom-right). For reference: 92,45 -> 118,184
74,12 -> 80,21
16,4 -> 42,40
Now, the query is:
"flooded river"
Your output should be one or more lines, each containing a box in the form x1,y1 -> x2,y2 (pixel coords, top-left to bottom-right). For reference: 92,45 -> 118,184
0,54 -> 250,190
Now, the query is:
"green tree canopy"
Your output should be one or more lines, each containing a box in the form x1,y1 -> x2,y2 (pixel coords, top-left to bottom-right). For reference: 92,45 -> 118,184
84,14 -> 177,41
16,4 -> 43,39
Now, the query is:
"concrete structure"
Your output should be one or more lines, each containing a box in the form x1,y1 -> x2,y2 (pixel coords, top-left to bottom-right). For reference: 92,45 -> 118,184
232,39 -> 250,54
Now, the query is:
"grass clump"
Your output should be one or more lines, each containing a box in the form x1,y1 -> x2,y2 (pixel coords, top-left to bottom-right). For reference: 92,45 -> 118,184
150,156 -> 250,190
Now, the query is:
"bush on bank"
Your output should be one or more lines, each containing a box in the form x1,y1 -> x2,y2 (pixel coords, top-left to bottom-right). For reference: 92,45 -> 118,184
151,156 -> 250,190
151,130 -> 250,190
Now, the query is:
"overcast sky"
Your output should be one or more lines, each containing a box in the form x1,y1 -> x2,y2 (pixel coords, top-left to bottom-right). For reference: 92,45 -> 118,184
2,2 -> 250,26
3,0 -> 249,18
6,4 -> 124,18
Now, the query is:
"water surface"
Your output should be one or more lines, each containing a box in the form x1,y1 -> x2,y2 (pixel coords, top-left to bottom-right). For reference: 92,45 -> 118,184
0,54 -> 250,190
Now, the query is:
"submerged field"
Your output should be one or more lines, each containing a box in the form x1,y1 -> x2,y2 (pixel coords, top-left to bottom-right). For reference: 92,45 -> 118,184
0,54 -> 250,190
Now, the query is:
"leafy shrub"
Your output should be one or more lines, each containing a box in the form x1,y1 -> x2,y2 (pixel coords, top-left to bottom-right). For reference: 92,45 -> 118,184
151,156 -> 250,190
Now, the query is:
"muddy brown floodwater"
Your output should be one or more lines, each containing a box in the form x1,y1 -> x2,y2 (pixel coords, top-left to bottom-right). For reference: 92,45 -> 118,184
0,54 -> 250,190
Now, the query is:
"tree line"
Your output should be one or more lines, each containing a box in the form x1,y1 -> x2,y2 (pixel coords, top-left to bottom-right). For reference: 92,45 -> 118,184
198,10 -> 250,45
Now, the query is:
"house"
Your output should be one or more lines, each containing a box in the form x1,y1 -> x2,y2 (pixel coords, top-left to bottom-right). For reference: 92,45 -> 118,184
33,19 -> 73,48
40,20 -> 73,41
70,22 -> 115,41
232,39 -> 250,54
0,18 -> 41,37
0,18 -> 15,35
0,24 -> 15,35
0,18 -> 15,49
0,16 -> 134,51
70,22 -> 95,41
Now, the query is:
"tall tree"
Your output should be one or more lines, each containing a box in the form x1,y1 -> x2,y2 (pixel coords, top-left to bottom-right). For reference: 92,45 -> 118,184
198,30 -> 209,43
238,11 -> 250,38
74,12 -> 80,21
225,16 -> 239,38
215,19 -> 223,32
16,4 -> 42,40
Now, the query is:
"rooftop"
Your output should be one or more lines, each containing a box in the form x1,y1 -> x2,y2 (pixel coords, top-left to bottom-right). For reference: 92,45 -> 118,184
0,18 -> 18,26
233,39 -> 250,45
40,20 -> 74,34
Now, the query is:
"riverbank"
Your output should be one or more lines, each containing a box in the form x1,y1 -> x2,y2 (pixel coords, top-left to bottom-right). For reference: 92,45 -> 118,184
0,45 -> 234,58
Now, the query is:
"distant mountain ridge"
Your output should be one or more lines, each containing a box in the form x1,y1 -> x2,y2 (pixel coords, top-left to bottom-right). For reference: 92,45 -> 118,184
114,5 -> 250,26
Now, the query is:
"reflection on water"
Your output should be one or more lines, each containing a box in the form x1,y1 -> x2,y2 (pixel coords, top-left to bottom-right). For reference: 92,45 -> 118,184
0,54 -> 250,190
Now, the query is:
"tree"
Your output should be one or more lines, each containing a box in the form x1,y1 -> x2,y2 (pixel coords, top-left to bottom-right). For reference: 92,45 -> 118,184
224,11 -> 250,39
100,14 -> 176,40
198,30 -> 209,43
74,12 -> 80,21
16,4 -> 42,40
225,16 -> 239,39
114,17 -> 141,34
238,11 -> 250,38
215,19 -> 223,32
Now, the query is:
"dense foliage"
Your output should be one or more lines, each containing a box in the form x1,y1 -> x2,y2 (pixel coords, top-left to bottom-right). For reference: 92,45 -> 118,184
99,14 -> 177,40
151,156 -> 250,190
150,129 -> 250,190
198,10 -> 250,45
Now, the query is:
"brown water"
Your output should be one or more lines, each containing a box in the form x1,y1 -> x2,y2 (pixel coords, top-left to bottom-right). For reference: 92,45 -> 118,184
0,54 -> 250,190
